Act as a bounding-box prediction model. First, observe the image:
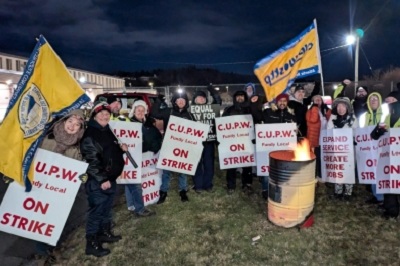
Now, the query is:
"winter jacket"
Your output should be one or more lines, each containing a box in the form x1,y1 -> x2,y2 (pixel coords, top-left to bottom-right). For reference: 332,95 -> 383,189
131,116 -> 163,153
80,119 -> 125,184
288,81 -> 321,137
262,108 -> 297,124
359,92 -> 383,127
223,91 -> 252,117
151,91 -> 196,133
306,103 -> 332,148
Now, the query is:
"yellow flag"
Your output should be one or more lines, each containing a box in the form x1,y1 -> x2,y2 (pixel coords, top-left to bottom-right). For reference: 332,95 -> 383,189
0,35 -> 90,190
254,19 -> 322,101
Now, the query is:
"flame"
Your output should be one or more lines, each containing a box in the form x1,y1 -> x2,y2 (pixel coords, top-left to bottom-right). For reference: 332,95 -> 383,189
293,138 -> 311,161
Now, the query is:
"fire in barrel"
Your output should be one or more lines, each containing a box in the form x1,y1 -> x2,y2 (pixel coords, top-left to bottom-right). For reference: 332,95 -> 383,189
268,139 -> 316,228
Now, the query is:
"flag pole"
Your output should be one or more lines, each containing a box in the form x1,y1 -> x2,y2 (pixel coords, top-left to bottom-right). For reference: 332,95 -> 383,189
314,18 -> 325,96
109,125 -> 138,168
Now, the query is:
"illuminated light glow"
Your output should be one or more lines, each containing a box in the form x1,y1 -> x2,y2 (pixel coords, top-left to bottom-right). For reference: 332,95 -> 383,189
293,138 -> 311,161
346,35 -> 356,45
79,76 -> 86,83
6,80 -> 12,85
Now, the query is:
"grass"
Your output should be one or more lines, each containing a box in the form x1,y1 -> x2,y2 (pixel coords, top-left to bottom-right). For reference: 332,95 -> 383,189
54,166 -> 400,266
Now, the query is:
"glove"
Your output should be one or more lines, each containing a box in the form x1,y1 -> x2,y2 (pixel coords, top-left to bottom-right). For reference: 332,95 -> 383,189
79,173 -> 88,183
370,124 -> 387,140
251,139 -> 256,144
2,175 -> 14,184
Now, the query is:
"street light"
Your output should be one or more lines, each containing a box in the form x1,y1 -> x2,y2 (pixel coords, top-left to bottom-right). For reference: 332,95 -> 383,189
347,29 -> 364,95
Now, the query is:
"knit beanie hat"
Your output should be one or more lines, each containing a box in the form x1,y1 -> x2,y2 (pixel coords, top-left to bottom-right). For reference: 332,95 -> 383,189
275,93 -> 289,102
356,86 -> 368,94
294,85 -> 305,93
386,91 -> 400,102
90,101 -> 111,118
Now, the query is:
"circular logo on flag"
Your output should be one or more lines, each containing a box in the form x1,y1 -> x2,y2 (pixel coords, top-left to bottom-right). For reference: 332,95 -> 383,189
19,84 -> 50,138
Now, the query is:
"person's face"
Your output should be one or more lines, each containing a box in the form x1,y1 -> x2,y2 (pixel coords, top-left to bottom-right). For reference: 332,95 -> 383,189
277,98 -> 288,110
236,95 -> 245,103
337,103 -> 347,116
313,97 -> 323,107
369,95 -> 380,110
195,96 -> 206,104
246,86 -> 253,97
356,88 -> 367,98
294,89 -> 305,101
94,110 -> 111,127
64,116 -> 82,135
109,101 -> 122,115
134,106 -> 146,121
175,98 -> 186,109
385,96 -> 397,104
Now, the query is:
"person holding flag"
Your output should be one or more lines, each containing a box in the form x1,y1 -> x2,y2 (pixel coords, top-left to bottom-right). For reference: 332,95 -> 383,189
0,35 -> 90,190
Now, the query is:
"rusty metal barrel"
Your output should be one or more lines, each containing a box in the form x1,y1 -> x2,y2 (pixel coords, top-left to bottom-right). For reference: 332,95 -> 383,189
267,150 -> 316,228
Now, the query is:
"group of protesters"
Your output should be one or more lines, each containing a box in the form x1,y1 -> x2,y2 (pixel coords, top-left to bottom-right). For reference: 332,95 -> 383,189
3,78 -> 400,262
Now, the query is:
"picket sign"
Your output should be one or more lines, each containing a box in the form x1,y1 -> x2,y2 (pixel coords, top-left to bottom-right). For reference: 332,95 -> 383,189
355,126 -> 379,185
157,116 -> 210,175
109,121 -> 143,184
141,151 -> 161,206
215,114 -> 256,170
255,123 -> 297,176
376,128 -> 400,194
0,149 -> 87,245
320,128 -> 355,184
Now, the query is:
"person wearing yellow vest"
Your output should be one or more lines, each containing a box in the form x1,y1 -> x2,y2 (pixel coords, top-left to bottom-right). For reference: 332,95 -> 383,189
359,93 -> 384,206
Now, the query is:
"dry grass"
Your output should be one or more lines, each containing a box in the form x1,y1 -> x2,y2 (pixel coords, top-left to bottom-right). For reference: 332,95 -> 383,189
53,168 -> 400,266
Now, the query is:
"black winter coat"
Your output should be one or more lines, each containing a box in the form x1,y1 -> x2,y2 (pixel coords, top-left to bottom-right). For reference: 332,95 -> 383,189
131,116 -> 163,153
223,91 -> 252,117
80,119 -> 125,184
262,108 -> 297,124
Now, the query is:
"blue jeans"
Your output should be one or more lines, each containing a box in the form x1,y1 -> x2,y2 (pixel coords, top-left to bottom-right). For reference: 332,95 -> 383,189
372,184 -> 384,201
125,183 -> 145,213
85,179 -> 116,236
193,142 -> 215,190
160,170 -> 187,192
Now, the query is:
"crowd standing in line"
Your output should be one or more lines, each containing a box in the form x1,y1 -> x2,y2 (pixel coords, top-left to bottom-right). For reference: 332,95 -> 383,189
4,81 -> 400,261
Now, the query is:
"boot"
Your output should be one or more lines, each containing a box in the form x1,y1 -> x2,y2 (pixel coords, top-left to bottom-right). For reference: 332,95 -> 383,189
86,234 -> 110,257
157,191 -> 168,204
179,190 -> 189,202
97,223 -> 122,243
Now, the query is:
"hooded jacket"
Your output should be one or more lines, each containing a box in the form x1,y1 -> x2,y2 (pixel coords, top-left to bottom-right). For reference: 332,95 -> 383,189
359,92 -> 383,127
327,97 -> 358,129
222,91 -> 251,116
40,109 -> 85,160
151,91 -> 196,133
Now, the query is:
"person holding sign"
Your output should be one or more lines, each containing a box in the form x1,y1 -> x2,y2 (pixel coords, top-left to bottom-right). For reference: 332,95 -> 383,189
151,91 -> 196,203
222,90 -> 255,194
327,97 -> 358,201
371,98 -> 400,219
80,102 -> 128,257
359,93 -> 384,205
33,109 -> 86,264
191,85 -> 221,193
254,93 -> 297,199
125,100 -> 162,216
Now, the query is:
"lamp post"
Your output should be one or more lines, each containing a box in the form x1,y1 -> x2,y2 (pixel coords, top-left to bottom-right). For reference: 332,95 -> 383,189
347,29 -> 364,96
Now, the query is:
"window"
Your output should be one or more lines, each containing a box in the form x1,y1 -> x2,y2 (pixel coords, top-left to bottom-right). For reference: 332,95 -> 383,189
16,60 -> 21,71
0,57 -> 3,69
6,59 -> 12,70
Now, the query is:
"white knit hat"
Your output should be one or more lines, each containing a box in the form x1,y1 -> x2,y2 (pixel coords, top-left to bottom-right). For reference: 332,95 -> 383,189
129,100 -> 148,118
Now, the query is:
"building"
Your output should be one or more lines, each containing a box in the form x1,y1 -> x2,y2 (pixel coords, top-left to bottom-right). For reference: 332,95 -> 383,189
0,52 -> 125,120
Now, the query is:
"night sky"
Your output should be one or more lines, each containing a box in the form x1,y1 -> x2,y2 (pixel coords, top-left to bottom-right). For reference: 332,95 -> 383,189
0,0 -> 398,81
